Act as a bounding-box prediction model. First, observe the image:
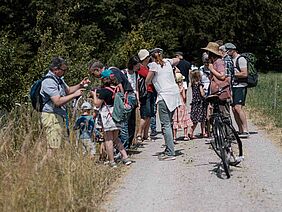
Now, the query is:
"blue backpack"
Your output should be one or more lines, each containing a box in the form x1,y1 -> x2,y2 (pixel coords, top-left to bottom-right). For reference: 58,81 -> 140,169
30,75 -> 56,111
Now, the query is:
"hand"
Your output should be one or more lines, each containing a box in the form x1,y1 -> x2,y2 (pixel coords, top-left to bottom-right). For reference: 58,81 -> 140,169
80,77 -> 91,87
74,88 -> 85,98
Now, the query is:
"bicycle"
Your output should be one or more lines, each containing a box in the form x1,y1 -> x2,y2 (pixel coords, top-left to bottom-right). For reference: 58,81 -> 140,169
206,93 -> 243,179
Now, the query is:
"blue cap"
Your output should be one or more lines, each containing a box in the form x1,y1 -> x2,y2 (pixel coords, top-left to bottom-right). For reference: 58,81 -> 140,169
101,69 -> 113,79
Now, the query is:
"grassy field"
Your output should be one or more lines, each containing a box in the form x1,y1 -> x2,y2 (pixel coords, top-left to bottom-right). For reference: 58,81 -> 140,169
247,72 -> 282,127
0,106 -> 123,211
246,72 -> 282,143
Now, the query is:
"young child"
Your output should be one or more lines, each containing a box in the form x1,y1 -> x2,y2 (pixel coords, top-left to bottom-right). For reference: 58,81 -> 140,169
172,73 -> 192,142
190,70 -> 208,139
74,101 -> 96,159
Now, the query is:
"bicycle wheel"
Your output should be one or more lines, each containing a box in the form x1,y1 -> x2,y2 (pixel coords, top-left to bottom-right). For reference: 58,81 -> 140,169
224,124 -> 243,166
210,118 -> 222,158
214,123 -> 231,178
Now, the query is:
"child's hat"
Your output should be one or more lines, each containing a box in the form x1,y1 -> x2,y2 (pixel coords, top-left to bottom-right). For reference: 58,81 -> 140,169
175,73 -> 185,82
81,102 -> 92,110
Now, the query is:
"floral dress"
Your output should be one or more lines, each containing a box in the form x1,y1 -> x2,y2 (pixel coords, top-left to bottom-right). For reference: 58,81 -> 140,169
190,83 -> 208,123
173,86 -> 192,129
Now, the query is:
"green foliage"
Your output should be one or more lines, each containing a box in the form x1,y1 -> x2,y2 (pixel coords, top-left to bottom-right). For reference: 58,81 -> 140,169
0,0 -> 281,109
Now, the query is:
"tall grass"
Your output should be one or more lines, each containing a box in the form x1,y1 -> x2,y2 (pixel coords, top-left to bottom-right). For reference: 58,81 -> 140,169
0,106 -> 123,211
247,73 -> 282,128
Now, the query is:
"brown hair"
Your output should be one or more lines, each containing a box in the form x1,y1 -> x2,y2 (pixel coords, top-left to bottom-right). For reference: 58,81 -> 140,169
190,70 -> 201,86
152,52 -> 165,67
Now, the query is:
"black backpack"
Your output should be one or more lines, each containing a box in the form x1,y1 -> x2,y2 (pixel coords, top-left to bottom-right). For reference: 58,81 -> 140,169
30,75 -> 57,111
235,53 -> 258,88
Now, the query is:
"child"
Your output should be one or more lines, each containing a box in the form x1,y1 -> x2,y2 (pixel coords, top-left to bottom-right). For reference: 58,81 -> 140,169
172,73 -> 192,142
74,101 -> 96,159
190,70 -> 208,139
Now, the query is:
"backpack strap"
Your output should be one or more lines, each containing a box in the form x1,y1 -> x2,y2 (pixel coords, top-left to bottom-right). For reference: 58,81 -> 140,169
235,55 -> 244,72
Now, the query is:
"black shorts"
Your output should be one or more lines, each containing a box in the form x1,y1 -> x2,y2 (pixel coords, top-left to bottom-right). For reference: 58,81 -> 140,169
140,92 -> 155,119
231,87 -> 247,106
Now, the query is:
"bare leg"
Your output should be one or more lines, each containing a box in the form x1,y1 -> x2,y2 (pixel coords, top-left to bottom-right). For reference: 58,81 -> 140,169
104,131 -> 114,162
173,128 -> 177,140
232,106 -> 244,133
143,117 -> 150,139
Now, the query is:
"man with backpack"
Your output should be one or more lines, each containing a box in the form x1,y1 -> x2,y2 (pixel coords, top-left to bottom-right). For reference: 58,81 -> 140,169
40,57 -> 90,157
225,43 -> 250,138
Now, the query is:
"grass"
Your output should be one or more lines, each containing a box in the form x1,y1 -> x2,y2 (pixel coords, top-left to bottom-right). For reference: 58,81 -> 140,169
246,72 -> 282,144
0,105 -> 123,211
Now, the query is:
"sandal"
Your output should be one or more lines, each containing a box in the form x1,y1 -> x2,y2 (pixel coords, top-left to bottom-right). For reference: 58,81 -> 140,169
189,134 -> 196,139
183,137 -> 189,141
202,133 -> 209,138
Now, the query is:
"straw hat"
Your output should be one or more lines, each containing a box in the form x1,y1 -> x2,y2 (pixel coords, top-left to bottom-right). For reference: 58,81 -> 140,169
201,42 -> 221,56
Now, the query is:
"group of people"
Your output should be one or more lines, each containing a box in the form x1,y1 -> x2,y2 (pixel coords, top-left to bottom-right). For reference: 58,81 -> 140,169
39,41 -> 250,167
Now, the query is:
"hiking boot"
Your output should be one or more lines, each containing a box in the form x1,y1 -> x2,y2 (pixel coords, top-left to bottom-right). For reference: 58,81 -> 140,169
238,132 -> 250,138
158,154 -> 176,161
122,158 -> 132,166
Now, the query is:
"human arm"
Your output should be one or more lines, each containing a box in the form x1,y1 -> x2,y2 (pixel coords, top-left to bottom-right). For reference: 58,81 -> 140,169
199,84 -> 205,97
234,57 -> 248,78
145,71 -> 155,85
66,77 -> 90,94
51,89 -> 84,107
171,58 -> 180,66
91,90 -> 104,108
208,63 -> 226,81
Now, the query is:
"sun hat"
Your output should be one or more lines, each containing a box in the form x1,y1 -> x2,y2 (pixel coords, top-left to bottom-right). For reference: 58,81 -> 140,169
81,102 -> 92,110
138,49 -> 150,61
201,42 -> 221,56
175,73 -> 185,82
224,43 -> 237,50
100,69 -> 113,79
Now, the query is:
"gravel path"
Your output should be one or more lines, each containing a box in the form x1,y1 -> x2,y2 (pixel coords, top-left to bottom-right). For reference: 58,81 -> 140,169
103,90 -> 282,211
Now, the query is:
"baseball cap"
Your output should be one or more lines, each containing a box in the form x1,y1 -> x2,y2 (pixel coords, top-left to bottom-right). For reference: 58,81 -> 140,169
175,51 -> 184,57
138,49 -> 150,61
224,43 -> 237,50
149,47 -> 163,55
81,102 -> 92,110
101,69 -> 113,79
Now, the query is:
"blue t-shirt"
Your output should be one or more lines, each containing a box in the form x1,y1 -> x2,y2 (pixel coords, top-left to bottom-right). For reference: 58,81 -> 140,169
74,115 -> 95,140
40,71 -> 68,117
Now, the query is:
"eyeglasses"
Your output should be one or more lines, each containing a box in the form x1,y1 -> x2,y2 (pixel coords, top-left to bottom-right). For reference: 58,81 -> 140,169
59,67 -> 68,72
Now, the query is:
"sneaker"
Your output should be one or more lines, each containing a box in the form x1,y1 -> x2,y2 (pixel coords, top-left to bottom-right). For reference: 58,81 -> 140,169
158,154 -> 176,161
150,131 -> 158,137
238,132 -> 250,138
109,161 -> 117,168
122,158 -> 132,166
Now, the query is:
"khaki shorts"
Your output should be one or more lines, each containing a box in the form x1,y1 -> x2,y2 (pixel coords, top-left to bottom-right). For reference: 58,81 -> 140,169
41,112 -> 65,149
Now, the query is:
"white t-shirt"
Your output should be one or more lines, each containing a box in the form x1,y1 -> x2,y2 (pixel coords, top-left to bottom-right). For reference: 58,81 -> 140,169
233,55 -> 248,87
126,71 -> 137,94
148,59 -> 181,112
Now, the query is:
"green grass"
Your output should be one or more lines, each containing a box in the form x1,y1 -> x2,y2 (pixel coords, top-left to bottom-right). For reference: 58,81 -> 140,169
247,72 -> 282,128
0,106 -> 123,211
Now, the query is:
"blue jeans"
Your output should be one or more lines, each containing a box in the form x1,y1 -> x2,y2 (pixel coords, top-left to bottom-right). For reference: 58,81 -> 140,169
120,93 -> 136,149
150,95 -> 157,132
158,100 -> 175,156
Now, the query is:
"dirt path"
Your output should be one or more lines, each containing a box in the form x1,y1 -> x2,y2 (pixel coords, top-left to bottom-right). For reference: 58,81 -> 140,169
103,120 -> 282,211
103,86 -> 282,211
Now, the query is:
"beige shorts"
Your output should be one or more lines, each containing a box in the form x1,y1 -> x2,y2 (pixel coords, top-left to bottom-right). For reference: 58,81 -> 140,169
41,112 -> 65,149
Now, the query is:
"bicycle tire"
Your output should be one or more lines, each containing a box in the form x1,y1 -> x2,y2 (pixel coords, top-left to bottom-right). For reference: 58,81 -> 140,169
224,124 -> 243,166
210,118 -> 222,158
214,123 -> 231,178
